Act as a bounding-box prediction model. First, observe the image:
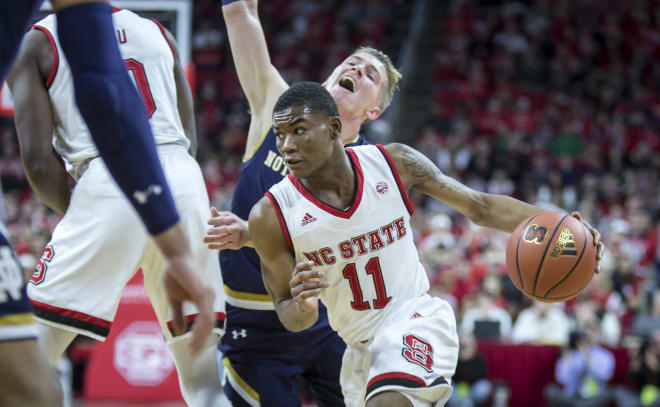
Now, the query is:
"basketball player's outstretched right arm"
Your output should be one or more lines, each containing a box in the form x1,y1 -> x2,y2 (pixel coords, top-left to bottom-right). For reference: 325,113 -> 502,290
384,143 -> 604,263
221,0 -> 289,157
202,0 -> 291,250
248,196 -> 328,332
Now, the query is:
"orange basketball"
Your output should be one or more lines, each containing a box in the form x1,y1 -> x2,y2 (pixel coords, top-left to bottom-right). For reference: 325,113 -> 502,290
505,211 -> 597,302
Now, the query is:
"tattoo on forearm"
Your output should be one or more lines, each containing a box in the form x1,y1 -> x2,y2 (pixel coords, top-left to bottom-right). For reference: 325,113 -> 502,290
437,176 -> 465,192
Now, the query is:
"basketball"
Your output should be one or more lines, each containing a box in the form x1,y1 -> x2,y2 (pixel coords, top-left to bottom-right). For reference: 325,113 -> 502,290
506,212 -> 597,302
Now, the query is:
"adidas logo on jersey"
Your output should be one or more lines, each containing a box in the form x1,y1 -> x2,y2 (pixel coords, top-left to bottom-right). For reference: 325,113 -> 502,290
301,212 -> 317,226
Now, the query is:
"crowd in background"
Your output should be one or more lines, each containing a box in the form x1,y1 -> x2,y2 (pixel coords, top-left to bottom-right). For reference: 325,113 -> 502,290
1,0 -> 659,404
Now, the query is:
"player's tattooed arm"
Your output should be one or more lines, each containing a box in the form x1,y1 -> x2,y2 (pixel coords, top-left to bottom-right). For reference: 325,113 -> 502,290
249,196 -> 323,332
384,143 -> 543,233
7,30 -> 71,215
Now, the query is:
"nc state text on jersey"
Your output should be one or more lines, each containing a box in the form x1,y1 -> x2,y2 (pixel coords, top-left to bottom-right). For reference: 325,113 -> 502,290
303,217 -> 407,265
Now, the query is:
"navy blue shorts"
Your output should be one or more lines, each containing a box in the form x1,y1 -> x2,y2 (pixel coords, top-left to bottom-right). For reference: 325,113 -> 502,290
220,308 -> 346,407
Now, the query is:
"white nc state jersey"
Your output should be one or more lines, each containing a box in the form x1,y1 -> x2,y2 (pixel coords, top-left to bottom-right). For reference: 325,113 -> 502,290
33,9 -> 189,177
267,144 -> 430,346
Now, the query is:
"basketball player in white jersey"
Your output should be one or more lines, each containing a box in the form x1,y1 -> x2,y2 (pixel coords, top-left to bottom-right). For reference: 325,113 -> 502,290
248,82 -> 603,407
7,8 -> 226,406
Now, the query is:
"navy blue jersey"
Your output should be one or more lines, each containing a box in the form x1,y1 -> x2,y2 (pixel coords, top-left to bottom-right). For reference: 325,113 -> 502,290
220,128 -> 369,350
0,229 -> 37,342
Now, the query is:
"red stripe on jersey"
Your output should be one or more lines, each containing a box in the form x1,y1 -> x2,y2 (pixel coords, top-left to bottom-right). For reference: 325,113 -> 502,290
265,192 -> 294,255
112,7 -> 121,12
30,299 -> 111,329
31,25 -> 58,89
151,18 -> 178,63
367,372 -> 426,389
375,144 -> 415,216
286,149 -> 364,219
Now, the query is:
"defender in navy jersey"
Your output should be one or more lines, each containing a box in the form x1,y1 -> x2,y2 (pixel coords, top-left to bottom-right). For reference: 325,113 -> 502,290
0,227 -> 60,406
205,0 -> 401,405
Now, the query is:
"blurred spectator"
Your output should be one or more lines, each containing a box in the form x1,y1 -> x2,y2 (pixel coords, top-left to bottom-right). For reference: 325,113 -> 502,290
613,329 -> 660,407
574,296 -> 621,347
461,292 -> 512,340
447,333 -> 492,407
512,302 -> 571,345
544,326 -> 615,407
634,290 -> 660,338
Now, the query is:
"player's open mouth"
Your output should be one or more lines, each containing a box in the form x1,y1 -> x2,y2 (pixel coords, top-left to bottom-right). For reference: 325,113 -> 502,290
285,157 -> 304,167
339,76 -> 355,92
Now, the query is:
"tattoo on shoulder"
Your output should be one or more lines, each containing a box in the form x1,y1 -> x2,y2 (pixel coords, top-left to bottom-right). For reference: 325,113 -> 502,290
394,144 -> 463,192
399,145 -> 434,179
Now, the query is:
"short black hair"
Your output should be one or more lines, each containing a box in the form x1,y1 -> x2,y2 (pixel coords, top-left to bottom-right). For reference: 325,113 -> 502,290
273,82 -> 339,118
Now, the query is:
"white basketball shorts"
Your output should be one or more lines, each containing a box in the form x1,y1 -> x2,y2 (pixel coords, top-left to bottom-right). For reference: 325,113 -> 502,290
340,295 -> 458,407
28,144 -> 225,342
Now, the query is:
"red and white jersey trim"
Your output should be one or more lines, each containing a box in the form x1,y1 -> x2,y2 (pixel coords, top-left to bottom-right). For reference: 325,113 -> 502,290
285,148 -> 365,219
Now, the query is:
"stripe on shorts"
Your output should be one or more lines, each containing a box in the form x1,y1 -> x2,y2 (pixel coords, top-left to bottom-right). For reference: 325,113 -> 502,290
222,356 -> 260,407
224,284 -> 275,310
30,300 -> 111,338
365,371 -> 447,400
0,323 -> 38,342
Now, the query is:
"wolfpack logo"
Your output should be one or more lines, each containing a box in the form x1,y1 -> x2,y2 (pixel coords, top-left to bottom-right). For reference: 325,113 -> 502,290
301,212 -> 317,226
31,246 -> 54,285
376,181 -> 388,195
133,184 -> 163,205
402,334 -> 434,372
523,224 -> 548,244
551,228 -> 578,257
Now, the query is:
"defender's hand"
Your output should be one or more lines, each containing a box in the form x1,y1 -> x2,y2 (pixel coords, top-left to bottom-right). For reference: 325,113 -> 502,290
289,261 -> 328,312
204,207 -> 252,250
571,212 -> 604,274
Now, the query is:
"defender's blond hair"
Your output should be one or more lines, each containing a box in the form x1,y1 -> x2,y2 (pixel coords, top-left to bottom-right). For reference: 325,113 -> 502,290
355,46 -> 402,110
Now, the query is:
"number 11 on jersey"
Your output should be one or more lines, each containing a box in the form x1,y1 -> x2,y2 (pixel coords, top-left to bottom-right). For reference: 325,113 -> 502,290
342,257 -> 392,310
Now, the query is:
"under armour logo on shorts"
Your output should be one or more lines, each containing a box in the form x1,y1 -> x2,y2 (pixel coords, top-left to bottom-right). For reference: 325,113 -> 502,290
232,329 -> 247,339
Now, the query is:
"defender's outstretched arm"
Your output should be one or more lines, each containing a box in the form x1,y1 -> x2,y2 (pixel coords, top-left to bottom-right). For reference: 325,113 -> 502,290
221,0 -> 289,158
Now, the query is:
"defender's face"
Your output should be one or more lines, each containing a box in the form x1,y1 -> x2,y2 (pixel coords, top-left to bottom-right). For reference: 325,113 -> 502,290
273,106 -> 337,178
323,52 -> 388,122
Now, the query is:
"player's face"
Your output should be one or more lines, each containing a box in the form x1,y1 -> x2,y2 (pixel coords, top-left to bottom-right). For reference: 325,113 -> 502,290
273,106 -> 340,178
323,52 -> 387,123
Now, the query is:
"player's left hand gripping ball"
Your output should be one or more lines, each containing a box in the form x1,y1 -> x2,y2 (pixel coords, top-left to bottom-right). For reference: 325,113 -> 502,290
571,211 -> 604,273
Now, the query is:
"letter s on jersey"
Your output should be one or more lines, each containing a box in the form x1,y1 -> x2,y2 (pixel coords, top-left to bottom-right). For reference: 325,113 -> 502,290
402,334 -> 434,372
31,246 -> 54,285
